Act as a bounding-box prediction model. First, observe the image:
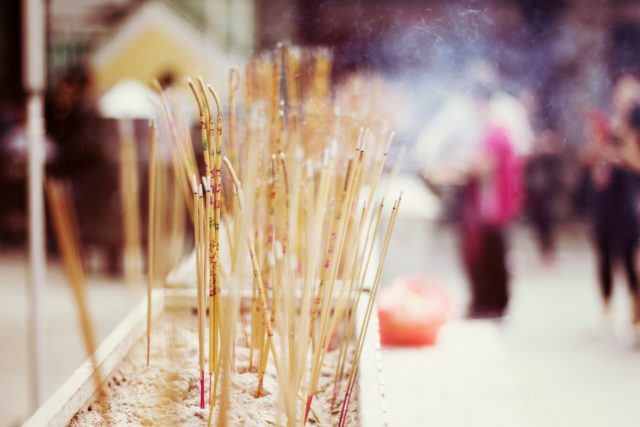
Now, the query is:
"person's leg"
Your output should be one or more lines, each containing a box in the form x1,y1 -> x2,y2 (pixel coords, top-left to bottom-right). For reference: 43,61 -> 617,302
459,184 -> 484,317
539,211 -> 555,261
531,208 -> 554,260
465,231 -> 483,317
622,235 -> 640,324
465,223 -> 486,318
468,224 -> 508,318
595,231 -> 613,313
487,225 -> 509,316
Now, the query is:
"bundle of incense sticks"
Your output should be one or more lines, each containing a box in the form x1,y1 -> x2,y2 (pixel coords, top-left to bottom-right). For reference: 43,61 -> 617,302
144,44 -> 400,426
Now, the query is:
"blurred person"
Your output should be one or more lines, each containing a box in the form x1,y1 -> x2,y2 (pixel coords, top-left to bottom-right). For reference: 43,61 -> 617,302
416,61 -> 527,318
461,123 -> 521,318
583,75 -> 640,339
517,89 -> 564,263
46,65 -> 100,178
524,129 -> 563,263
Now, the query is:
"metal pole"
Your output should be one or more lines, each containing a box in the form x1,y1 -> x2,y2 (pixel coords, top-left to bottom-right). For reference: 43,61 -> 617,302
22,0 -> 46,410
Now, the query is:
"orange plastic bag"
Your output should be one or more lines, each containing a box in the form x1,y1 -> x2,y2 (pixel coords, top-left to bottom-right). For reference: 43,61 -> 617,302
378,275 -> 451,347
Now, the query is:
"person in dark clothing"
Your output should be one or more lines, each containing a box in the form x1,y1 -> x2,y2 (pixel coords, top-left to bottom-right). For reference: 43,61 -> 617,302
590,165 -> 639,314
584,76 -> 640,336
525,130 -> 562,262
461,180 -> 510,318
461,126 -> 521,318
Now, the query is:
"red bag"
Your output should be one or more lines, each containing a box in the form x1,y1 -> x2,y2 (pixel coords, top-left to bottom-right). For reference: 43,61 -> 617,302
378,275 -> 451,347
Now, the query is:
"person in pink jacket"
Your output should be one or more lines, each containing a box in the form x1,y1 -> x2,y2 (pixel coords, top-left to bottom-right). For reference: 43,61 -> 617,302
461,124 -> 522,318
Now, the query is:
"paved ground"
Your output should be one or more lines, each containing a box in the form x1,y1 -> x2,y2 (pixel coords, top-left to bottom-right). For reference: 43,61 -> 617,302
381,216 -> 640,427
2,208 -> 640,426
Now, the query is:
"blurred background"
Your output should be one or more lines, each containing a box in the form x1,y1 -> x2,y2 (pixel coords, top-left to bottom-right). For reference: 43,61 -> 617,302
3,0 -> 640,426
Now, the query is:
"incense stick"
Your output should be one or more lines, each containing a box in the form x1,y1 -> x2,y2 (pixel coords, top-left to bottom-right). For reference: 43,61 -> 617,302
134,48 -> 403,425
192,175 -> 206,409
339,194 -> 402,427
46,180 -> 109,412
119,119 -> 143,298
146,120 -> 156,366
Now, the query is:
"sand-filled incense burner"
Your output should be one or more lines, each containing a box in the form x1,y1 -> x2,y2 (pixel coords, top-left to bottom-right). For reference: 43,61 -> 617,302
24,289 -> 386,426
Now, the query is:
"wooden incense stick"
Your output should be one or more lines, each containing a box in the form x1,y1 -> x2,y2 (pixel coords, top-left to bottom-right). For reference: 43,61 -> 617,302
146,119 -> 156,366
222,156 -> 282,381
206,82 -> 225,407
137,49 -> 404,425
153,80 -> 194,220
45,180 -> 108,408
228,67 -> 241,173
332,199 -> 386,407
188,77 -> 217,403
119,119 -> 143,298
338,194 -> 402,427
192,175 -> 206,409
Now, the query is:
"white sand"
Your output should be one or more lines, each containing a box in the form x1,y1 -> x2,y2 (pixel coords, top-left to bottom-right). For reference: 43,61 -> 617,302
70,309 -> 358,426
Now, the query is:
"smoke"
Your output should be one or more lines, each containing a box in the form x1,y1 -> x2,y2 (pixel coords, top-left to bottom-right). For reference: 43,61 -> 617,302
258,0 -> 620,164
329,1 -> 611,153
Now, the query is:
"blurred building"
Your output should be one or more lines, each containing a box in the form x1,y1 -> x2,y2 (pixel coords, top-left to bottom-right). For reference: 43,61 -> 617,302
0,0 -> 255,250
48,0 -> 254,97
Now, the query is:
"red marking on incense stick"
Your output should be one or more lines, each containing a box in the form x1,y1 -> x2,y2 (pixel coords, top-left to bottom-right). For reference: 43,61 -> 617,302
200,371 -> 205,409
303,394 -> 313,424
338,381 -> 356,427
338,393 -> 349,427
330,381 -> 340,410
